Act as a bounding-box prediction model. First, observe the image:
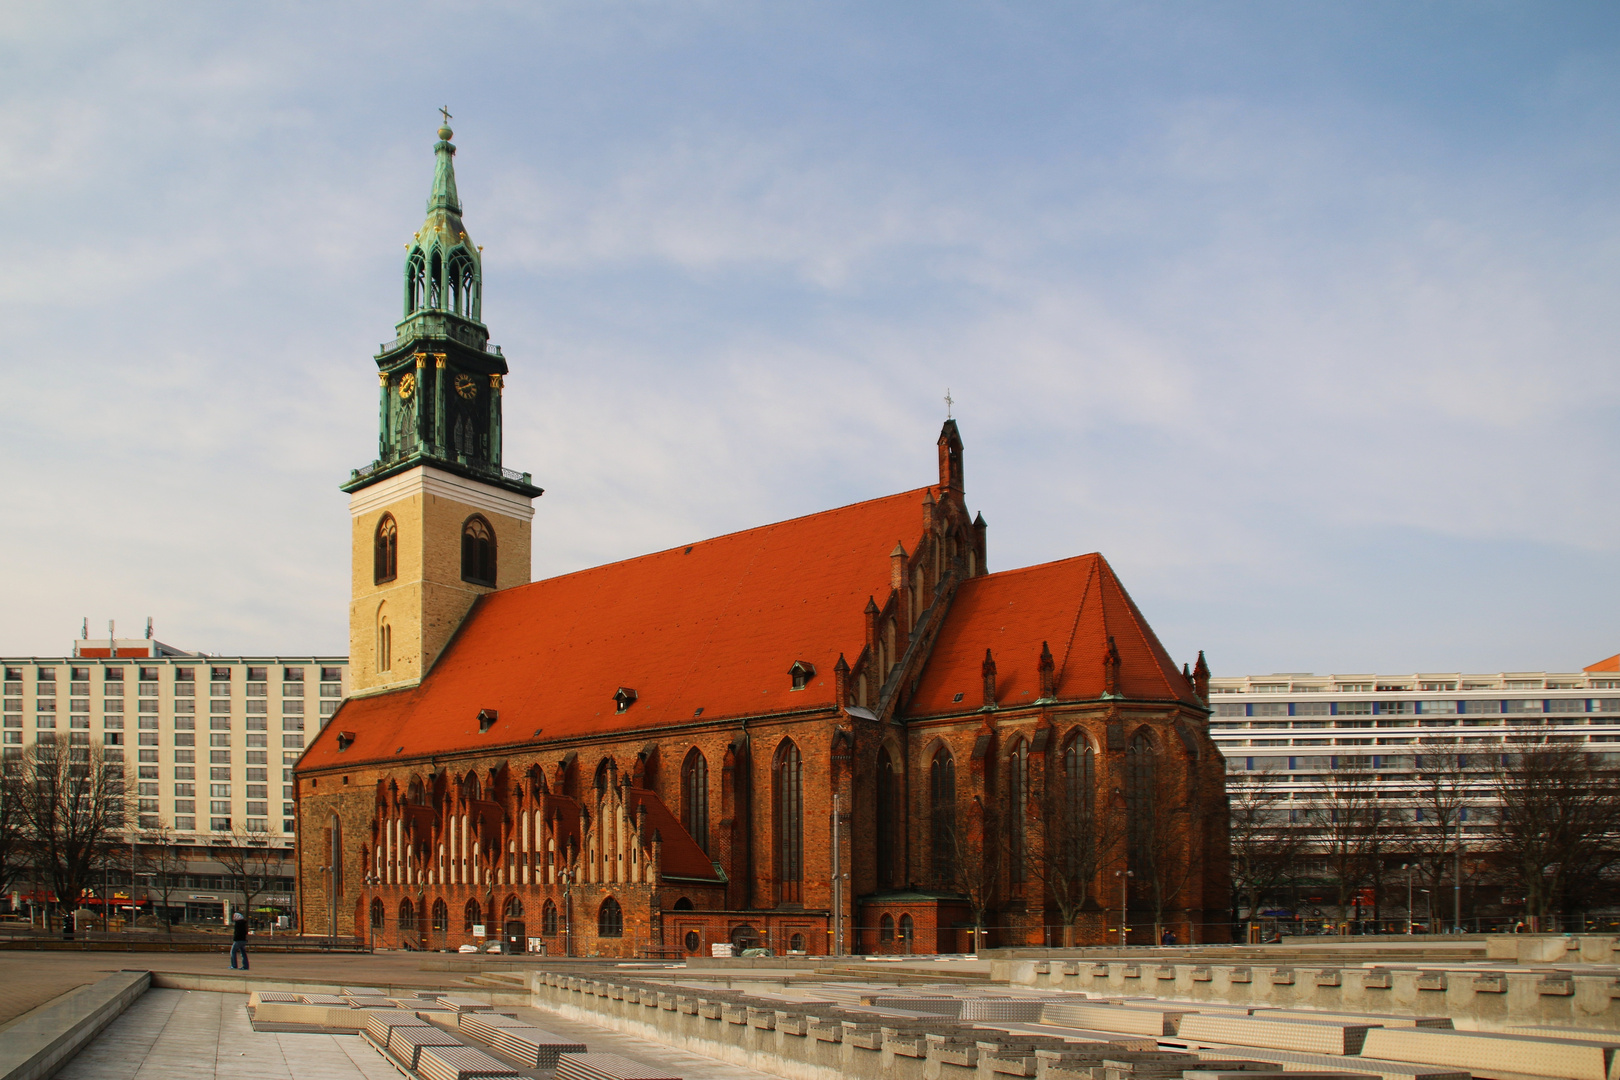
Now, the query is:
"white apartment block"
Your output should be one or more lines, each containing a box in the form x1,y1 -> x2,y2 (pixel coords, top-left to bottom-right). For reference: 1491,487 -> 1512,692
2,638 -> 347,847
1210,660 -> 1620,841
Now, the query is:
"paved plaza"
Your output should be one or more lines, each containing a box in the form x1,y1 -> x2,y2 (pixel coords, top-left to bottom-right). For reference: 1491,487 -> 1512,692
0,951 -> 785,1079
55,989 -> 398,1080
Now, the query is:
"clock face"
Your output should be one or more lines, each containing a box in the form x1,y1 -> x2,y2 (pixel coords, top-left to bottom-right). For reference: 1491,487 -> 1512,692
454,373 -> 478,400
398,373 -> 416,400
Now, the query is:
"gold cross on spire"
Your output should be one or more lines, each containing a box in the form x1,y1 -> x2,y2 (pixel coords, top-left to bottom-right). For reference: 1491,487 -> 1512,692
944,387 -> 954,419
439,105 -> 453,125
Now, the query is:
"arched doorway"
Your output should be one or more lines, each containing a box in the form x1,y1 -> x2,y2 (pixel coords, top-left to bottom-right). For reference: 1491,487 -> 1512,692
503,895 -> 526,953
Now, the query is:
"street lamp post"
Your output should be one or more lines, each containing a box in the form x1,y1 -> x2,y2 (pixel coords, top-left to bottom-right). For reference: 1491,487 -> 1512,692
1403,863 -> 1413,935
1116,869 -> 1133,948
1454,807 -> 1464,934
560,866 -> 574,958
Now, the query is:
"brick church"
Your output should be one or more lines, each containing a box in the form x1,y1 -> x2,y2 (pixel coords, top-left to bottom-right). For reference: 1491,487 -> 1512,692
294,123 -> 1231,956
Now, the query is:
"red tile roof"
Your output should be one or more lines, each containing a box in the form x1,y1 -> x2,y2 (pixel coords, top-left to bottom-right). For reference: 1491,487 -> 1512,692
304,487 -> 937,769
626,788 -> 720,882
1586,654 -> 1620,673
907,553 -> 1201,716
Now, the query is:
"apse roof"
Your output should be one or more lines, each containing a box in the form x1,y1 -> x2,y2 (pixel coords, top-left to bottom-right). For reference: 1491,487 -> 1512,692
906,552 -> 1201,716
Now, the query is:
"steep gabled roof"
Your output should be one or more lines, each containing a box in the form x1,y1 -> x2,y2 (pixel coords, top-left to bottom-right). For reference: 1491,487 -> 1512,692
1586,653 -> 1620,673
908,553 -> 1201,716
626,788 -> 721,882
303,487 -> 937,769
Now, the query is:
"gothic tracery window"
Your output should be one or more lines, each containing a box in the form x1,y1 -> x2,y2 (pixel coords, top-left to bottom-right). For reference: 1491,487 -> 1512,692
542,900 -> 558,935
374,514 -> 398,584
1008,737 -> 1028,885
682,748 -> 709,854
774,739 -> 804,904
1062,732 -> 1096,876
929,747 -> 956,885
461,515 -> 496,586
1126,730 -> 1156,875
876,746 -> 898,889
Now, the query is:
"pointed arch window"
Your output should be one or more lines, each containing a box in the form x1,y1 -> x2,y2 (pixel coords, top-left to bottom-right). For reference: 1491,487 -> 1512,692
461,515 -> 496,586
598,896 -> 623,938
376,604 -> 392,674
1061,732 -> 1096,878
1126,731 -> 1156,875
463,898 -> 481,933
448,252 -> 477,318
542,900 -> 558,935
1008,737 -> 1028,885
398,898 -> 417,933
428,248 -> 444,309
374,514 -> 398,584
929,747 -> 956,885
876,746 -> 898,889
370,897 -> 385,933
774,739 -> 804,904
682,748 -> 709,854
404,249 -> 425,315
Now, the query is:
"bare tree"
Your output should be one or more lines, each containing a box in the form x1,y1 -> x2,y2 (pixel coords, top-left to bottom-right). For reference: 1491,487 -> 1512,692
14,738 -> 130,931
1228,766 -> 1306,937
136,821 -> 187,930
212,823 -> 284,921
1491,739 -> 1620,931
1305,767 -> 1380,931
941,796 -> 1004,955
1025,780 -> 1124,946
0,751 -> 27,902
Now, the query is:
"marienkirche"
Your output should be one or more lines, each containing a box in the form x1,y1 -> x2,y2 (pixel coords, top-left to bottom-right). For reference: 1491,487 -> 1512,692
295,121 -> 1230,956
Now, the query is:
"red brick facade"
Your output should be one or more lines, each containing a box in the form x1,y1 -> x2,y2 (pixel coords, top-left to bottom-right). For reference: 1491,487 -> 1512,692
297,423 -> 1230,954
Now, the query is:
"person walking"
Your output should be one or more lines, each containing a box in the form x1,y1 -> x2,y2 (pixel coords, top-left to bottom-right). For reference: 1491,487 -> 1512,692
229,911 -> 250,970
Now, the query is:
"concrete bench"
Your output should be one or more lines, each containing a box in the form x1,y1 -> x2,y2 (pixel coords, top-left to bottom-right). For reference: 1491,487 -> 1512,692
1194,1046 -> 1468,1080
416,1043 -> 520,1080
555,1051 -> 684,1080
385,1025 -> 466,1070
1360,1028 -> 1620,1080
1177,1015 -> 1378,1055
1042,1001 -> 1194,1036
1259,1010 -> 1451,1029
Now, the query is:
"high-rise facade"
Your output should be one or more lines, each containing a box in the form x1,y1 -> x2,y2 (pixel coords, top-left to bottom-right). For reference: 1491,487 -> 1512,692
2,638 -> 346,843
1210,663 -> 1620,859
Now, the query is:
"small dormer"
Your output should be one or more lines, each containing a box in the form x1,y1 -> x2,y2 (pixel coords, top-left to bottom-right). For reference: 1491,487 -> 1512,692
614,687 -> 638,714
477,708 -> 498,733
336,731 -> 356,752
789,660 -> 816,691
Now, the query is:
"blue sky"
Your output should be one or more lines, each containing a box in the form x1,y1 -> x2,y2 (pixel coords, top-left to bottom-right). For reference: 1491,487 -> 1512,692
2,2 -> 1618,675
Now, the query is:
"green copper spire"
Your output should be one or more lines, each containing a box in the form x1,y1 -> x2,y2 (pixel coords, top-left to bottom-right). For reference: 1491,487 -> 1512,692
401,119 -> 482,328
343,116 -> 539,502
428,123 -> 462,214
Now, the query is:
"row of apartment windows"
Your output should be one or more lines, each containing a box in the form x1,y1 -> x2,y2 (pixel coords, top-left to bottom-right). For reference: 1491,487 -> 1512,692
1229,750 -> 1620,772
4,665 -> 342,684
1214,699 -> 1620,718
1217,679 -> 1617,693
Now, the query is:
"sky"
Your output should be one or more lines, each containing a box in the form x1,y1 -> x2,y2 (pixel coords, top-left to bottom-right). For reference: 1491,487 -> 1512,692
2,2 -> 1618,676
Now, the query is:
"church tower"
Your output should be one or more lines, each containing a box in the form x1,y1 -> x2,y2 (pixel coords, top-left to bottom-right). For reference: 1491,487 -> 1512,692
342,119 -> 542,696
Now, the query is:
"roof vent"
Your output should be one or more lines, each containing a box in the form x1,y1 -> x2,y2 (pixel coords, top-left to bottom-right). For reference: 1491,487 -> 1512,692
614,687 -> 637,714
335,731 -> 355,752
789,661 -> 816,691
478,709 -> 498,733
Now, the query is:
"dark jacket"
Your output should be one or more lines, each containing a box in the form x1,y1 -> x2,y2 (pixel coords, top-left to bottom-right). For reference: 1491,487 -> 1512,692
232,919 -> 248,942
